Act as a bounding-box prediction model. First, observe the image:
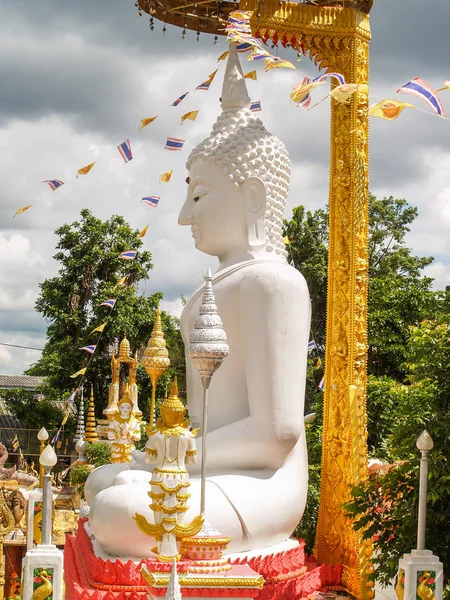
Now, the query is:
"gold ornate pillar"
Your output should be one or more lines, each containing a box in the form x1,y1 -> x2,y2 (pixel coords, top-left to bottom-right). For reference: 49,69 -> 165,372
241,4 -> 373,598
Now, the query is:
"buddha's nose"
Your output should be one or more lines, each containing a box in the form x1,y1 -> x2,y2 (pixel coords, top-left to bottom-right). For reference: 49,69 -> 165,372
178,200 -> 194,226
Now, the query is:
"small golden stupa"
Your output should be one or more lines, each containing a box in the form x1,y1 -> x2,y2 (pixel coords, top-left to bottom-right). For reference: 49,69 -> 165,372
142,307 -> 171,430
84,387 -> 98,442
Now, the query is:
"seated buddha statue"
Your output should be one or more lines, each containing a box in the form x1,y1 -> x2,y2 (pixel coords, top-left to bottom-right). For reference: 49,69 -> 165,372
86,43 -> 310,557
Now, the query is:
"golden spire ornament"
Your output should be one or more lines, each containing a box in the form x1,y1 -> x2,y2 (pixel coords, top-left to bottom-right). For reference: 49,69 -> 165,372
142,307 -> 171,431
84,386 -> 98,442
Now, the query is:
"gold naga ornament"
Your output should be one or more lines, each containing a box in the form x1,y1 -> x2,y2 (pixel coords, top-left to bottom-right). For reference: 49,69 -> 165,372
0,486 -> 16,600
134,378 -> 203,562
141,307 -> 171,431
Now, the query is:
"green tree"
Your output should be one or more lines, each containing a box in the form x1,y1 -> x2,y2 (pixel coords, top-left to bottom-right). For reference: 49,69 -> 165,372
27,209 -> 185,420
284,195 -> 443,561
284,195 -> 438,382
346,312 -> 450,592
1,388 -> 75,434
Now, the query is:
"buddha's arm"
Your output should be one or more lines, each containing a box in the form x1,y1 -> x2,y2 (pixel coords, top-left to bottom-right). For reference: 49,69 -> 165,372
188,269 -> 310,474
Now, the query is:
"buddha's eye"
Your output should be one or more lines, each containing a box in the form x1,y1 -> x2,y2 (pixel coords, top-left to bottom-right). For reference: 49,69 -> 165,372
193,192 -> 207,203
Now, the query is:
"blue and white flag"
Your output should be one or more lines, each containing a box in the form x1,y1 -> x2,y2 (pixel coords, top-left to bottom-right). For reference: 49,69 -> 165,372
117,139 -> 133,163
165,137 -> 185,151
250,100 -> 261,112
118,250 -> 137,260
171,92 -> 189,107
99,298 -> 116,309
397,77 -> 447,118
141,196 -> 160,208
42,179 -> 64,191
79,345 -> 96,355
308,339 -> 317,352
318,377 -> 325,392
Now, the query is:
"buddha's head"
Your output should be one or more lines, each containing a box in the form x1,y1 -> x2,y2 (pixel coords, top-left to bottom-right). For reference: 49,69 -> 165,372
179,43 -> 290,260
118,388 -> 133,419
160,377 -> 187,428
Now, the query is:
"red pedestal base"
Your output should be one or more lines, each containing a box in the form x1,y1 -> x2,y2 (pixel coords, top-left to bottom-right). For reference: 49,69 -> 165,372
64,520 -> 342,600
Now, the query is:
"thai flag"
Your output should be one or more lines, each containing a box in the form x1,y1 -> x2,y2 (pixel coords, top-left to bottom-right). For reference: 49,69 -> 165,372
80,345 -> 96,354
237,42 -> 253,53
51,427 -> 62,445
119,250 -> 137,260
68,388 -> 79,403
308,339 -> 316,352
397,77 -> 447,118
318,377 -> 325,392
165,137 -> 185,151
99,298 -> 116,309
171,92 -> 189,107
315,72 -> 346,86
250,101 -> 261,112
290,259 -> 295,267
42,179 -> 64,191
142,196 -> 160,207
117,139 -> 133,163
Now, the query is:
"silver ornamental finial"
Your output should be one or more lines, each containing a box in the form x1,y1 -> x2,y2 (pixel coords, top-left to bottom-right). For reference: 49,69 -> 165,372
189,270 -> 229,382
165,559 -> 182,600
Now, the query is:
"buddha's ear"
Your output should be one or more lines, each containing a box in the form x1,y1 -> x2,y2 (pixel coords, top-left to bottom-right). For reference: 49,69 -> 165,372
243,177 -> 267,249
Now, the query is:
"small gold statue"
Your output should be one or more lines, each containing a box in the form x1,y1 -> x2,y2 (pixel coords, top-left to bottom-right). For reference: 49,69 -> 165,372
107,387 -> 141,463
134,378 -> 203,561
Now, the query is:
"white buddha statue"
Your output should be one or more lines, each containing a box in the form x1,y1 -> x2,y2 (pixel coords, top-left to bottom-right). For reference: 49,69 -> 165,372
86,43 -> 310,557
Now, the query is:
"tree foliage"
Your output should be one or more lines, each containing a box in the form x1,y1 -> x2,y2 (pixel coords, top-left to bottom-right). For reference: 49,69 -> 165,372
1,388 -> 75,434
284,195 -> 448,586
27,209 -> 185,420
346,314 -> 450,591
284,195 -> 437,381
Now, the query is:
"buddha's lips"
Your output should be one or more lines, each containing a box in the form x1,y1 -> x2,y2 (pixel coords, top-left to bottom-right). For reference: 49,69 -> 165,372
191,225 -> 200,237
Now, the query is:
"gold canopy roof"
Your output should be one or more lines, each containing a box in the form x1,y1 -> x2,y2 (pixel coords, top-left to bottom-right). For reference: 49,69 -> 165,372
137,0 -> 373,36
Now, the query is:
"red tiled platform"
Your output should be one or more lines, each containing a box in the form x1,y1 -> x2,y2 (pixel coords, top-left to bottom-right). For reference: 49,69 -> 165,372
64,520 -> 342,600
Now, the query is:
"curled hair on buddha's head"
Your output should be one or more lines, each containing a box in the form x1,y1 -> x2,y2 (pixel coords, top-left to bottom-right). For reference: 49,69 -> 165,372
186,43 -> 290,259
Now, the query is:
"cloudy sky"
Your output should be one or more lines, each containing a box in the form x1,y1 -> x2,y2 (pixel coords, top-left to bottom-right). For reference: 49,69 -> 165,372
1,0 -> 449,374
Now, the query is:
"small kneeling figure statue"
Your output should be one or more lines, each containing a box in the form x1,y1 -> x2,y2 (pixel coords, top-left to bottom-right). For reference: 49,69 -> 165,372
134,378 -> 203,561
108,387 -> 141,463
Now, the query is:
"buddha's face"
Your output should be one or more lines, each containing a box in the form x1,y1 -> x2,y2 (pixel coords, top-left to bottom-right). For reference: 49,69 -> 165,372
119,402 -> 132,419
178,159 -> 248,257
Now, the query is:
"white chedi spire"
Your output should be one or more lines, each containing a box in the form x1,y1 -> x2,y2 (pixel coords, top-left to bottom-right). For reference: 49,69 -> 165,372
73,389 -> 85,443
165,559 -> 182,600
189,269 -> 229,380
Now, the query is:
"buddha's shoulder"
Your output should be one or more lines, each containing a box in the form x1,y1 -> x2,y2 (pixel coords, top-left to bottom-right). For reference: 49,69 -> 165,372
238,260 -> 309,294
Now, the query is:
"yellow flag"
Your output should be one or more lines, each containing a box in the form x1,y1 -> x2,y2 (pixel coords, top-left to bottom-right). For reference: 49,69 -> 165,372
244,70 -> 257,81
290,81 -> 324,105
139,116 -> 158,131
181,110 -> 199,125
137,224 -> 149,239
369,99 -> 415,120
61,409 -> 70,426
13,205 -> 33,218
113,276 -> 127,291
265,58 -> 296,72
91,323 -> 106,334
283,236 -> 290,245
159,170 -> 173,183
436,80 -> 450,92
217,51 -> 229,62
76,162 -> 96,178
329,83 -> 368,103
70,367 -> 87,378
316,357 -> 322,368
